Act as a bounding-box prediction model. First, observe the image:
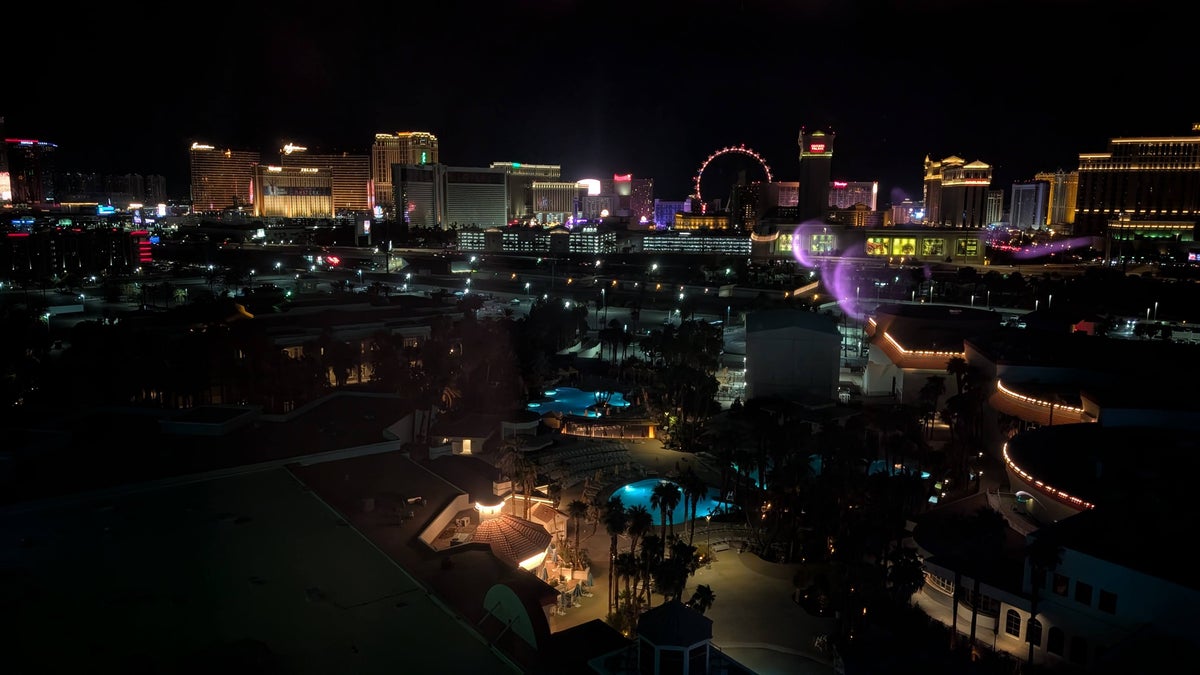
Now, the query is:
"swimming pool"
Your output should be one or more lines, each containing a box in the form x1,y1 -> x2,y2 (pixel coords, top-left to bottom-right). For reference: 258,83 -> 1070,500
526,387 -> 630,417
609,478 -> 728,526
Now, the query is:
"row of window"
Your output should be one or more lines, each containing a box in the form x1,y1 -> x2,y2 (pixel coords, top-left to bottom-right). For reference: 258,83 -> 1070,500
1038,570 -> 1118,614
1004,611 -> 1089,666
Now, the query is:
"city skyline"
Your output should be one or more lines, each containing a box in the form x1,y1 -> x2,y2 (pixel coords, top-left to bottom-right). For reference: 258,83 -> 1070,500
6,0 -> 1189,205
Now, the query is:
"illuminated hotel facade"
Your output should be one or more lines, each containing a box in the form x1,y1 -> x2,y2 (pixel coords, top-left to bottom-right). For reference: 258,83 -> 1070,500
253,165 -> 334,219
1073,127 -> 1200,238
492,162 -> 562,223
922,155 -> 992,227
372,132 -> 439,213
5,137 -> 58,205
278,143 -> 372,214
1035,169 -> 1078,232
189,143 -> 261,214
828,180 -> 877,210
529,181 -> 586,226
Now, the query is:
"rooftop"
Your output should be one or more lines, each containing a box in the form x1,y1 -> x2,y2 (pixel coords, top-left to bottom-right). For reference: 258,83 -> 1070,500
0,467 -> 522,673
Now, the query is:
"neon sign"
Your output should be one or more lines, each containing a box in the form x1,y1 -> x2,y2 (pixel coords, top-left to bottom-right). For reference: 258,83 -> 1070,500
809,143 -> 826,153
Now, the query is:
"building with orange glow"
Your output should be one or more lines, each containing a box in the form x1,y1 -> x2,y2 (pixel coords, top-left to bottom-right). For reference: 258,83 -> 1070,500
188,143 -> 261,215
1073,127 -> 1200,239
372,131 -> 439,213
278,143 -> 372,214
253,165 -> 334,219
922,155 -> 993,228
1034,169 -> 1078,233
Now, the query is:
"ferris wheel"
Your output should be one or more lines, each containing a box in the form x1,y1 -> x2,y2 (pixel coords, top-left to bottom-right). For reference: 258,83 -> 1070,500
693,144 -> 774,206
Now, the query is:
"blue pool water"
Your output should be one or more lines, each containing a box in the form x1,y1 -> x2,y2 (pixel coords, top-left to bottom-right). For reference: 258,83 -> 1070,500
610,478 -> 728,526
526,387 -> 630,417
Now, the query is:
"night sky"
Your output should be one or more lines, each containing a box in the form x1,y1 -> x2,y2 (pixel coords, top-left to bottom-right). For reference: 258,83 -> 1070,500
6,0 -> 1189,204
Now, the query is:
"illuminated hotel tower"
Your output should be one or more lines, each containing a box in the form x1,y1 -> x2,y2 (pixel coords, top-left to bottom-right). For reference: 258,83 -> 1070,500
188,142 -> 261,214
278,142 -> 372,214
373,132 -> 438,213
797,127 -> 835,222
1074,127 -> 1200,237
1034,169 -> 1078,232
923,155 -> 992,227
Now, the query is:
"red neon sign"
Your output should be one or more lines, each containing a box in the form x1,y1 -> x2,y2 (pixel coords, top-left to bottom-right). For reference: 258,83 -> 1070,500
613,173 -> 632,181
809,143 -> 826,153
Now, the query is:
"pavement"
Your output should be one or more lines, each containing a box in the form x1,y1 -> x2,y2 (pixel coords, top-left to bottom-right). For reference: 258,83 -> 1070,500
538,436 -> 839,675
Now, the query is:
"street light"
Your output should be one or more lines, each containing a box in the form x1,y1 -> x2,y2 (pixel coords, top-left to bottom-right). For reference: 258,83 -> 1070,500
1154,301 -> 1159,321
705,514 -> 712,565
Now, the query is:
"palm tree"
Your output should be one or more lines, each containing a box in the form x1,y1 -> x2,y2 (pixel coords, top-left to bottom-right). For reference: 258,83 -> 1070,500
567,499 -> 590,568
679,468 -> 708,546
649,481 -> 682,553
613,551 -> 640,617
919,375 -> 947,437
965,506 -> 1008,648
626,504 -> 653,556
602,496 -> 629,617
687,584 -> 716,615
1025,530 -> 1064,670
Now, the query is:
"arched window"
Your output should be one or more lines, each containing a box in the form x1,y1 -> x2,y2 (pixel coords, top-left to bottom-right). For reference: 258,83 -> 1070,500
1048,626 -> 1065,656
1005,609 -> 1021,637
1027,618 -> 1043,648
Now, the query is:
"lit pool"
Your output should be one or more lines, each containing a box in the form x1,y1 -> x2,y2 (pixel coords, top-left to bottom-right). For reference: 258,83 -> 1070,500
610,478 -> 729,526
526,386 -> 630,417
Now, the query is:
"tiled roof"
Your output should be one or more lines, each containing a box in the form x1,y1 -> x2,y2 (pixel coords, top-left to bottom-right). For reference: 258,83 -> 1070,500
473,514 -> 552,565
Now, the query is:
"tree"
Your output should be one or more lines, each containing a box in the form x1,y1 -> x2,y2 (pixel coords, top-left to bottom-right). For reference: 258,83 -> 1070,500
687,584 -> 716,615
626,504 -> 653,556
567,499 -> 590,568
945,356 -> 969,395
887,545 -> 925,603
602,496 -> 629,617
1025,530 -> 1063,670
918,376 -> 947,438
679,467 -> 709,546
965,506 -> 1008,648
649,481 -> 682,553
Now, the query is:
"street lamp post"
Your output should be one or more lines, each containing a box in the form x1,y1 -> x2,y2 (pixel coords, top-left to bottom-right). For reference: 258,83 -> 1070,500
705,514 -> 712,566
600,288 -> 606,330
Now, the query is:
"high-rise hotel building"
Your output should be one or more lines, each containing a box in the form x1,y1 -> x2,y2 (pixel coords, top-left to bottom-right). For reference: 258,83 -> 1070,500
1034,169 -> 1078,232
253,165 -> 334,219
5,137 -> 58,205
189,143 -> 261,214
1074,127 -> 1200,238
394,164 -> 507,229
373,132 -> 438,213
492,162 -> 561,223
798,127 -> 835,223
278,142 -> 371,214
1009,180 -> 1049,230
922,155 -> 992,227
828,181 -> 877,210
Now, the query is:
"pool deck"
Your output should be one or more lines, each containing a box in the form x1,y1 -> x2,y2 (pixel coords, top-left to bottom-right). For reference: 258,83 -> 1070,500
532,436 -> 839,675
